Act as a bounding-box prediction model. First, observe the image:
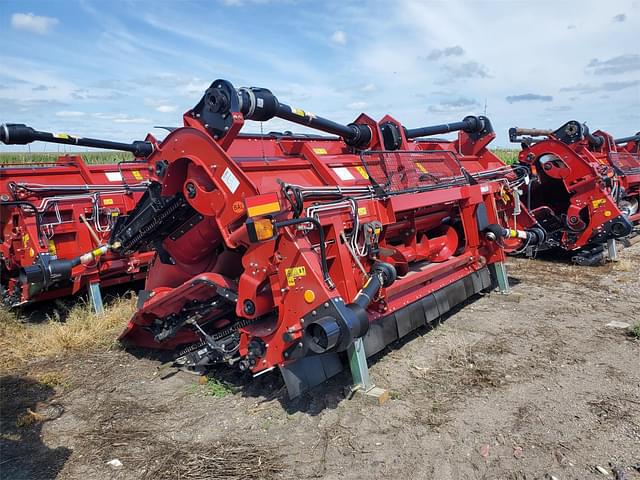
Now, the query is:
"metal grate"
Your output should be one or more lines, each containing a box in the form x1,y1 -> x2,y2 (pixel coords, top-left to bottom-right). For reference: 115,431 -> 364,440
359,150 -> 468,194
608,152 -> 640,175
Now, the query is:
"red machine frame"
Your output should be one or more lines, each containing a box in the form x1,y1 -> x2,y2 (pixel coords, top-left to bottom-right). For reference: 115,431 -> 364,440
0,154 -> 154,308
507,122 -> 635,262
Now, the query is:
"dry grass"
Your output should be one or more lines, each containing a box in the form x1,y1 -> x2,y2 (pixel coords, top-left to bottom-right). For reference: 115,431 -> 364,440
15,408 -> 45,427
0,296 -> 135,372
411,334 -> 507,394
74,396 -> 284,480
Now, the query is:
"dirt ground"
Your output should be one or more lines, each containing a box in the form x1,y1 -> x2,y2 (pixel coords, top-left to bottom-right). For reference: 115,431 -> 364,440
1,244 -> 639,480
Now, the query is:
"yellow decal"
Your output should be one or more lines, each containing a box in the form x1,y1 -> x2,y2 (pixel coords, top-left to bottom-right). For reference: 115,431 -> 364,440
357,207 -> 368,216
132,170 -> 143,180
285,266 -> 307,286
22,234 -> 30,248
54,133 -> 70,139
313,148 -> 328,155
415,162 -> 428,173
247,201 -> 280,218
29,248 -> 35,257
592,198 -> 606,208
355,166 -> 369,179
103,198 -> 114,205
292,108 -> 305,117
604,210 -> 612,217
48,239 -> 57,256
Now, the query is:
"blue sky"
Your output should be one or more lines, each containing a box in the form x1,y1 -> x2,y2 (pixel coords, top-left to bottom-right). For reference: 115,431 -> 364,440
1,0 -> 639,152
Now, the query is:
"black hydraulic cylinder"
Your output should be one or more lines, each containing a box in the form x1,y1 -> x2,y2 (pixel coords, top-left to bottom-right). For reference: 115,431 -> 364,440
614,133 -> 640,144
0,123 -> 154,157
405,116 -> 484,139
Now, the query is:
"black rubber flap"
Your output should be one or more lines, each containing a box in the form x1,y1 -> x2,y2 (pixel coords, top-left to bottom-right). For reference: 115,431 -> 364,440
279,352 -> 343,399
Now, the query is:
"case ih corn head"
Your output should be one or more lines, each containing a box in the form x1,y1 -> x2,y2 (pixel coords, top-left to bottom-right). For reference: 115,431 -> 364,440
2,79 -> 539,397
509,122 -> 638,264
0,131 -> 154,310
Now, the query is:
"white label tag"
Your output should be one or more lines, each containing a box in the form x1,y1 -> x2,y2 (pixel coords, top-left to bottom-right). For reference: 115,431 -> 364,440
105,171 -> 123,182
257,98 -> 264,108
333,167 -> 355,181
480,185 -> 489,193
221,167 -> 240,193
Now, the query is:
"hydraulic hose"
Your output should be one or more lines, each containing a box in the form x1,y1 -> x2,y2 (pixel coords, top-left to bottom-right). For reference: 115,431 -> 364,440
274,217 -> 333,288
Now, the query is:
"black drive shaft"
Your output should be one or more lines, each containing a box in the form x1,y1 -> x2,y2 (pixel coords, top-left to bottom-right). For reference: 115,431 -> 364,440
404,116 -> 486,139
614,133 -> 640,145
0,123 -> 154,157
193,80 -> 372,147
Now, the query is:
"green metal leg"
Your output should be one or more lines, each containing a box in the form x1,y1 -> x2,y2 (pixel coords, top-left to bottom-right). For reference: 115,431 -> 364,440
88,282 -> 104,314
348,337 -> 372,391
347,337 -> 388,405
490,261 -> 510,294
607,238 -> 618,261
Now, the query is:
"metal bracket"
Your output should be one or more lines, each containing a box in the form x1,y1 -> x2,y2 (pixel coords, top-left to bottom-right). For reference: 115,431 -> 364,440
607,238 -> 618,261
489,261 -> 510,294
87,282 -> 104,314
347,337 -> 388,405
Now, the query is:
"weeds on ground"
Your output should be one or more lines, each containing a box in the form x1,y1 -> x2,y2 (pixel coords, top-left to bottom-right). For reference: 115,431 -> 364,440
0,151 -> 132,165
0,296 -> 135,372
630,322 -> 640,339
492,148 -> 520,165
189,377 -> 235,398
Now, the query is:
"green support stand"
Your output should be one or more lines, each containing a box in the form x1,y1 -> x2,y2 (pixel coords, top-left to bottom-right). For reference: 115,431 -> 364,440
88,282 -> 104,314
490,261 -> 510,294
607,238 -> 618,261
347,337 -> 389,405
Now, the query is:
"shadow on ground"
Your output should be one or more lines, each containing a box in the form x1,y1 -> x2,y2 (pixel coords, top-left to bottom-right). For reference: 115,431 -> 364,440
0,375 -> 71,480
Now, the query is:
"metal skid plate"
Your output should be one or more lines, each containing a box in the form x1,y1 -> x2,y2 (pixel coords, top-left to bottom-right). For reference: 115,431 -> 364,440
280,267 -> 493,397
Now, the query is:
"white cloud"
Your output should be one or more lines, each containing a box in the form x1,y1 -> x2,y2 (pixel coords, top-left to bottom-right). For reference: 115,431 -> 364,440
93,113 -> 150,124
11,13 -> 59,35
362,83 -> 376,92
331,30 -> 347,45
56,111 -> 85,117
348,101 -> 368,109
156,105 -> 177,113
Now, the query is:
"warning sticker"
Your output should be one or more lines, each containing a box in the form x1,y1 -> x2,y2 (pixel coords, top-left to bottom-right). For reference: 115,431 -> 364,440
354,166 -> 369,179
357,207 -> 368,216
285,266 -> 307,286
103,198 -> 114,205
292,108 -> 306,117
415,162 -> 428,173
592,198 -> 606,208
105,171 -> 123,182
333,167 -> 355,181
221,168 -> 240,193
132,170 -> 143,180
313,148 -> 328,155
